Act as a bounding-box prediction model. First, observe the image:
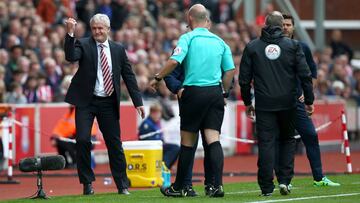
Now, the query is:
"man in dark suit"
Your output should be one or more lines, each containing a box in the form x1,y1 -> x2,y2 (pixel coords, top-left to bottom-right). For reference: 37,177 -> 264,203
239,11 -> 314,196
64,14 -> 145,195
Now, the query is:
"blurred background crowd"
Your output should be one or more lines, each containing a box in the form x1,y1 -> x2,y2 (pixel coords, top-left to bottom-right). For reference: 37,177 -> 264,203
0,0 -> 358,105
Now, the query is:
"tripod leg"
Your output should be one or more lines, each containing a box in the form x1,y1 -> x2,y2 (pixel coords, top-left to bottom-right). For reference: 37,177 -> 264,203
31,171 -> 49,199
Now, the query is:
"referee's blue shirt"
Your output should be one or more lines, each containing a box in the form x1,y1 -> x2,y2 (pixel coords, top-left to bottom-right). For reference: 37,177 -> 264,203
170,27 -> 235,87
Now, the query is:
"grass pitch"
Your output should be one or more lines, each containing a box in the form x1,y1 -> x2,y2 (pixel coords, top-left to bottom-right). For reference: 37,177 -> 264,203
4,174 -> 360,203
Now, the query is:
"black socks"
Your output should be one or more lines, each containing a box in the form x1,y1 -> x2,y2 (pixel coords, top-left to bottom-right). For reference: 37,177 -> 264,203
208,141 -> 224,187
173,145 -> 194,189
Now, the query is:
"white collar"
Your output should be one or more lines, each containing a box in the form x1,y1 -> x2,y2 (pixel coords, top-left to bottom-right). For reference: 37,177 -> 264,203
96,39 -> 110,48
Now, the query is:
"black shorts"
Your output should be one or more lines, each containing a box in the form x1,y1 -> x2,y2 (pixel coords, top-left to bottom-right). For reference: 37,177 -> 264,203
179,85 -> 225,133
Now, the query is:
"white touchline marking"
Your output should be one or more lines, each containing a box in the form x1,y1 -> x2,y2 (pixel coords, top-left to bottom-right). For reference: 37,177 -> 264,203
142,187 -> 300,197
227,187 -> 299,195
227,189 -> 263,194
142,189 -> 264,198
246,192 -> 360,203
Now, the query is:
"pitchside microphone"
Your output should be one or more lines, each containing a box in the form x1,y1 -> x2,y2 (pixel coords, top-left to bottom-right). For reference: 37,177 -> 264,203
19,155 -> 66,172
19,155 -> 66,199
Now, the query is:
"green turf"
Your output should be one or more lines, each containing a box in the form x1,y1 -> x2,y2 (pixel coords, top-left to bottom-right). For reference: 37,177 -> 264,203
3,174 -> 360,203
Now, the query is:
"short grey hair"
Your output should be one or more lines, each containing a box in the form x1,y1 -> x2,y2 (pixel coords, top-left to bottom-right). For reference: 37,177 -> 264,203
90,14 -> 110,28
265,11 -> 284,27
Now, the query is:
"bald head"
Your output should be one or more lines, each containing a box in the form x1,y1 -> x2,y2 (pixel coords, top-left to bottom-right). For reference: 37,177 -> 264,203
265,11 -> 284,27
188,4 -> 208,23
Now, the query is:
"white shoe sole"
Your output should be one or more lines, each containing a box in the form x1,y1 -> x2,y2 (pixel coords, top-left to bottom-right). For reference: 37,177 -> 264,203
279,184 -> 290,195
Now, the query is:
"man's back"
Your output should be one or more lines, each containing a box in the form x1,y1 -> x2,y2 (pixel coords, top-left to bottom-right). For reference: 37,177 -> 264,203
240,26 -> 312,111
171,28 -> 233,87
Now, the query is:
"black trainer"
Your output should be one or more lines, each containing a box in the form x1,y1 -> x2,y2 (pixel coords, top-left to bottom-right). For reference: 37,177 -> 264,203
160,184 -> 182,197
205,185 -> 214,196
279,184 -> 291,195
182,185 -> 198,197
209,185 -> 224,198
83,183 -> 94,195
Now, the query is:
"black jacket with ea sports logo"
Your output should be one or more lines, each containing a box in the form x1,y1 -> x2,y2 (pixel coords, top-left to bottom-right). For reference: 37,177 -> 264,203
239,25 -> 314,111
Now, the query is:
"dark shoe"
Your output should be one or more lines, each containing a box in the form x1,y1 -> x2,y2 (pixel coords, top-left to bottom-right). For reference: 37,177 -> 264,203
205,185 -> 214,196
259,192 -> 272,196
209,185 -> 224,198
279,184 -> 291,195
83,183 -> 94,195
160,184 -> 182,197
182,185 -> 198,197
118,188 -> 130,195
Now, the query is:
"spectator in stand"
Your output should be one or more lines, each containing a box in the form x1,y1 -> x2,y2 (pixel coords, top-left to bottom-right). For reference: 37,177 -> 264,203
0,49 -> 12,87
53,48 -> 67,72
330,29 -> 353,62
0,2 -> 9,31
256,3 -> 274,26
37,73 -> 53,103
23,75 -> 38,103
74,21 -> 88,38
5,82 -> 27,104
96,0 -> 113,19
8,45 -> 24,73
110,0 -> 129,30
351,69 -> 360,104
0,65 -> 5,83
0,80 -> 6,103
211,0 -> 233,24
29,62 -> 42,77
43,57 -> 62,97
75,0 -> 95,32
16,56 -> 30,84
54,74 -> 72,102
36,0 -> 73,28
332,80 -> 345,98
6,18 -> 23,44
316,80 -> 333,99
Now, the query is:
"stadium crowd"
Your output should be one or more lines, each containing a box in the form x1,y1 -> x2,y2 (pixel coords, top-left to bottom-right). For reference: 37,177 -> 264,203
0,0 -> 356,104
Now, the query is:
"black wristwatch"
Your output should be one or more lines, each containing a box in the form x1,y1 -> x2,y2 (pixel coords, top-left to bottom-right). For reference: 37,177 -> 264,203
223,92 -> 229,98
154,74 -> 162,82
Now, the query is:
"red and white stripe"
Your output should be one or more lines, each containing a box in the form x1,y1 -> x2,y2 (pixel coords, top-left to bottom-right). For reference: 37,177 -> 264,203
8,111 -> 14,179
341,110 -> 352,173
99,44 -> 114,95
1,111 -> 14,180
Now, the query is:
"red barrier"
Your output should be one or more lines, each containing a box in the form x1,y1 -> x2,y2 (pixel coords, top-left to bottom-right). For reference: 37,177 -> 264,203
38,104 -> 138,154
311,101 -> 344,143
39,106 -> 69,154
14,107 -> 35,163
11,103 -> 139,163
12,101 -> 346,161
235,100 -> 346,154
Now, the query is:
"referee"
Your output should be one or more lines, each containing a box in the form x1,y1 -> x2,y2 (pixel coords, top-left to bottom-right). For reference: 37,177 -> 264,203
239,11 -> 314,196
164,64 -> 214,197
151,4 -> 235,198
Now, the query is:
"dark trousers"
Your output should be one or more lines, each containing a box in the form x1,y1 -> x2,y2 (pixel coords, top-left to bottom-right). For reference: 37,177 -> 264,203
75,95 -> 128,190
256,108 -> 296,194
56,139 -> 76,167
183,130 -> 213,187
163,143 -> 180,169
295,102 -> 323,181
